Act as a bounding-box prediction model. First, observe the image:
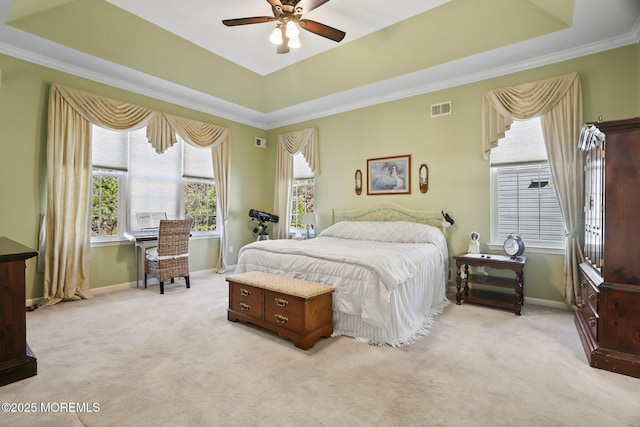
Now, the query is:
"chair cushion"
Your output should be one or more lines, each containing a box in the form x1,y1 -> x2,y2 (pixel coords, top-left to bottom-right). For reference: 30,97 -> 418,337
145,248 -> 159,262
145,248 -> 188,261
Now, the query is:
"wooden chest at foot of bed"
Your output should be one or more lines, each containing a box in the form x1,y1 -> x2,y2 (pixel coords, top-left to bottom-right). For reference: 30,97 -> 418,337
226,272 -> 334,350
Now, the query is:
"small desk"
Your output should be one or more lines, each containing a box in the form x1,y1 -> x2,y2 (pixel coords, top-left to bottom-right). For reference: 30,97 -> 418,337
124,231 -> 158,287
454,253 -> 526,315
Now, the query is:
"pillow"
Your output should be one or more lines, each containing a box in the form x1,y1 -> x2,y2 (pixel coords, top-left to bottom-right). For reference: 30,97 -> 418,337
319,221 -> 443,244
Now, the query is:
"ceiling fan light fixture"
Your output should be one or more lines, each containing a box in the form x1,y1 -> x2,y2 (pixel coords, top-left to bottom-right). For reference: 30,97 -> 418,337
289,36 -> 301,48
269,27 -> 283,45
285,20 -> 300,38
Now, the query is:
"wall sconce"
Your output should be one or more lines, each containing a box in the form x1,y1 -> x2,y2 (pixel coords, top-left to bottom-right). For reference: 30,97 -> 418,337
355,169 -> 362,195
419,164 -> 429,193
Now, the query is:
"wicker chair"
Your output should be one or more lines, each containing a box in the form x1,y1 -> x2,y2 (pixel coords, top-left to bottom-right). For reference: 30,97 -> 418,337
144,219 -> 193,294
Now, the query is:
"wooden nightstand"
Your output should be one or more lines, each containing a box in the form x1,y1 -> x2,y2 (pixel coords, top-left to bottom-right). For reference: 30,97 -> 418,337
453,253 -> 526,315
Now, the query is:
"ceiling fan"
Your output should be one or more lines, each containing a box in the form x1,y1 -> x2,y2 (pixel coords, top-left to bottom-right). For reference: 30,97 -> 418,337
222,0 -> 346,54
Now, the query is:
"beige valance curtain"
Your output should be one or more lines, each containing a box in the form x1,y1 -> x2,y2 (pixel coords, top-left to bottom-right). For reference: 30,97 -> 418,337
273,128 -> 319,239
482,72 -> 584,308
43,83 -> 231,305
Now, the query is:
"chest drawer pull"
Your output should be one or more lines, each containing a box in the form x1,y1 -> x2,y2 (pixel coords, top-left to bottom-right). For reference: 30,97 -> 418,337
275,314 -> 288,324
240,302 -> 251,311
588,292 -> 596,301
275,298 -> 289,307
588,317 -> 596,327
240,288 -> 251,297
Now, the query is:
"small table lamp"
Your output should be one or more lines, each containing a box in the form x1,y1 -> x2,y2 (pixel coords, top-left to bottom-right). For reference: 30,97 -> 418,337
300,213 -> 316,240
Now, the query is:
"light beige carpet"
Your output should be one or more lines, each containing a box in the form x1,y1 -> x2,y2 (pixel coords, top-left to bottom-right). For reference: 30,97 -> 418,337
1,271 -> 638,427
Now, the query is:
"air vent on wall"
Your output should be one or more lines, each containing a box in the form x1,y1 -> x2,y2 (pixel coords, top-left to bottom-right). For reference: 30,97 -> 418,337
255,137 -> 267,149
430,101 -> 452,118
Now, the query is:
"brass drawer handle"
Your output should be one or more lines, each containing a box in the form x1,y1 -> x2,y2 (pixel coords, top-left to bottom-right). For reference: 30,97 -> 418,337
275,298 -> 289,307
580,281 -> 587,288
240,288 -> 251,297
275,314 -> 288,324
240,302 -> 251,311
588,317 -> 596,327
588,292 -> 596,300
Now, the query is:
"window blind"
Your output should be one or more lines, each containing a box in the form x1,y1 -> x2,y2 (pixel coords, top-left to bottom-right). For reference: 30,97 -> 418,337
496,165 -> 564,242
91,125 -> 128,170
491,117 -> 564,243
128,128 -> 181,226
490,117 -> 547,165
293,152 -> 313,179
183,140 -> 214,179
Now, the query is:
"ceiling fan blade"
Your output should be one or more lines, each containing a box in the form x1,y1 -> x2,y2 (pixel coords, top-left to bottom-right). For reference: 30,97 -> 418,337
222,17 -> 275,27
299,0 -> 331,13
298,19 -> 345,42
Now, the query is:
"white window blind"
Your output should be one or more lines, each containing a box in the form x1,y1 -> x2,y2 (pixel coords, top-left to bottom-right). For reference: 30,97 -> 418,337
183,141 -> 214,179
490,117 -> 547,165
92,126 -> 128,170
491,118 -> 564,244
128,128 -> 181,227
293,152 -> 313,179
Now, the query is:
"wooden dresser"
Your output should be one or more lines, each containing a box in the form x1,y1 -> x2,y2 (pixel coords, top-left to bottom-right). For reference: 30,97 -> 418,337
227,272 -> 334,350
0,237 -> 37,387
575,118 -> 640,378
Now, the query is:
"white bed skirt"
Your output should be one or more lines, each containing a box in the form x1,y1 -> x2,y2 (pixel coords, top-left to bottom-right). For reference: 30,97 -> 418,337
331,262 -> 449,347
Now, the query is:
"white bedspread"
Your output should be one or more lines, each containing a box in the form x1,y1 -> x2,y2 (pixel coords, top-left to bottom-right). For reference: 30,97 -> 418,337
235,233 -> 447,330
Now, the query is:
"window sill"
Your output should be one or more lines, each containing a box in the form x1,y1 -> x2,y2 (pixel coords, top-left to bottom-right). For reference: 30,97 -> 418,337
91,233 -> 219,248
487,242 -> 564,256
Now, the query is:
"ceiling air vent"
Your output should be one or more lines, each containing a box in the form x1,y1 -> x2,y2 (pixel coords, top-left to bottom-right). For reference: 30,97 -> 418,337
430,101 -> 452,118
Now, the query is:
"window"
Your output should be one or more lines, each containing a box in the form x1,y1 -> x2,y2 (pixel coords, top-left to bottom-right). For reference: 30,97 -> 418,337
490,117 -> 564,249
290,153 -> 314,235
91,170 -> 125,238
184,180 -> 217,231
90,125 -> 217,241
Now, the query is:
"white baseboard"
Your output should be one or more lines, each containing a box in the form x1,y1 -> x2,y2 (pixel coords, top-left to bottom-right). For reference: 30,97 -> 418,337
25,268 -> 225,308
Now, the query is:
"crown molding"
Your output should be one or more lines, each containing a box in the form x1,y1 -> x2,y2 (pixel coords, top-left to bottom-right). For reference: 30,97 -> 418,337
1,1 -> 639,131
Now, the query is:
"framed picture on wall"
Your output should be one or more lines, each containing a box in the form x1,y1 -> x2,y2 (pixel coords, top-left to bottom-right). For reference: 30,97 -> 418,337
367,155 -> 411,195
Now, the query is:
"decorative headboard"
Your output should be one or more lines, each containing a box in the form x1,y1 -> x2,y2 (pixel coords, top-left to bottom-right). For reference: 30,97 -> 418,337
332,202 -> 449,236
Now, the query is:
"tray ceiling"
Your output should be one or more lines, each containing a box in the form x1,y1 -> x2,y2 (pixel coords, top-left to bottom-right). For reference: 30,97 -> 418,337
1,0 -> 639,129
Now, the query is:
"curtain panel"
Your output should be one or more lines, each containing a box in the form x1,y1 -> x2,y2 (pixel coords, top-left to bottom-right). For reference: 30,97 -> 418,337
44,84 -> 231,305
482,72 -> 584,308
273,128 -> 319,239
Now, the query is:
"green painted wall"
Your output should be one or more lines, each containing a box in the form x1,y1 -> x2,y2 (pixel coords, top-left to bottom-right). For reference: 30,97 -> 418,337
0,54 -> 272,301
1,43 -> 638,304
268,43 -> 639,304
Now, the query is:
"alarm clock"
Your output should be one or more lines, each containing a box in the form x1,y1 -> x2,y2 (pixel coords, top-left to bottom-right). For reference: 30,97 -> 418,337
503,233 -> 525,258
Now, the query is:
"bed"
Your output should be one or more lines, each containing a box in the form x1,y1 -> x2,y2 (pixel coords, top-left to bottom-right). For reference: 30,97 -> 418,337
234,202 -> 450,346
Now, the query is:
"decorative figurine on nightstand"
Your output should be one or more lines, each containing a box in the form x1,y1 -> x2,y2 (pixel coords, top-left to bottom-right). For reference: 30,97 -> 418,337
468,231 -> 480,254
467,231 -> 487,275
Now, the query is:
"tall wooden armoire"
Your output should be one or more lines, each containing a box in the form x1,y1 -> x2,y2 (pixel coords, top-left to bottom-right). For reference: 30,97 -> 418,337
575,118 -> 640,378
